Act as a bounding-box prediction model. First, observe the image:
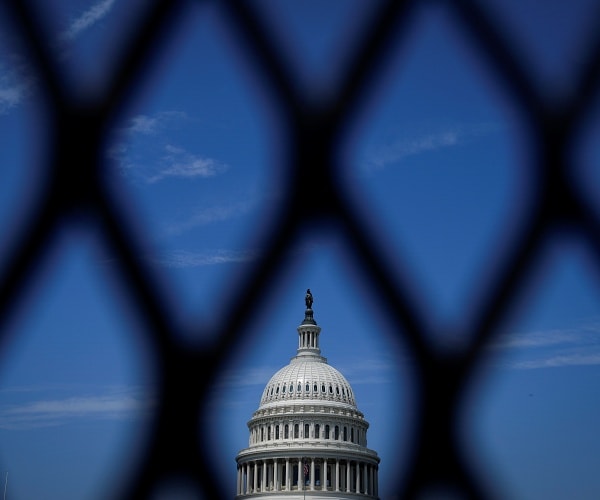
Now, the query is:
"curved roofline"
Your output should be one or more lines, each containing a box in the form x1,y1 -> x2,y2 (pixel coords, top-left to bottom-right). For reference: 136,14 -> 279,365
254,399 -> 362,413
236,445 -> 380,463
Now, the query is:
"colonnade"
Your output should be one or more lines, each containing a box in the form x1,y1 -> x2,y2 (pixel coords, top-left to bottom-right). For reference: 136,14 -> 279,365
236,456 -> 378,497
251,421 -> 366,446
299,328 -> 319,349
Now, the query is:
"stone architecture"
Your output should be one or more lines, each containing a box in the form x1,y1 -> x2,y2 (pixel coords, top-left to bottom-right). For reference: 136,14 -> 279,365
235,291 -> 380,499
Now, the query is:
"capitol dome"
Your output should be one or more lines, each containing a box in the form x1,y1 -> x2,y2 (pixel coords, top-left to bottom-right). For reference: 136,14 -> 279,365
235,290 -> 380,499
259,348 -> 357,409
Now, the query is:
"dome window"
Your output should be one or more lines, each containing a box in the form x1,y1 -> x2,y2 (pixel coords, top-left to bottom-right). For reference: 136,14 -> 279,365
282,385 -> 286,393
336,386 -> 340,395
297,383 -> 301,392
289,384 -> 293,392
276,386 -> 279,394
325,425 -> 330,439
315,424 -> 320,439
284,424 -> 289,439
270,387 -> 274,396
306,383 -> 310,392
294,424 -> 299,439
321,384 -> 325,393
334,426 -> 339,440
313,384 -> 318,392
329,384 -> 333,393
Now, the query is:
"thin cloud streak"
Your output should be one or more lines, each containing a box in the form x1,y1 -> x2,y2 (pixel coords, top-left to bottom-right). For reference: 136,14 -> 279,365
512,352 -> 600,370
109,111 -> 229,184
365,122 -> 498,172
122,111 -> 187,135
164,201 -> 254,237
0,391 -> 154,429
490,329 -> 587,350
337,357 -> 398,385
217,367 -> 278,389
148,144 -> 228,183
62,0 -> 117,40
128,115 -> 158,134
0,0 -> 118,113
366,130 -> 459,171
0,58 -> 34,114
215,360 -> 395,391
149,249 -> 259,268
112,141 -> 227,184
492,321 -> 600,370
0,86 -> 22,112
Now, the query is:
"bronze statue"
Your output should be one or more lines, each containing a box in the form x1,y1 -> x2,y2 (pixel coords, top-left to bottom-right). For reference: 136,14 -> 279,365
305,289 -> 313,309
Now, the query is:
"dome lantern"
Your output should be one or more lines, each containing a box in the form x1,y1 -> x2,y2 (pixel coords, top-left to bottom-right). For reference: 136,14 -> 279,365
296,289 -> 322,357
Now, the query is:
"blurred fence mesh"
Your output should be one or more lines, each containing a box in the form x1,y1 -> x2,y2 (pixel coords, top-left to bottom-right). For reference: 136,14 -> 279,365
2,0 -> 600,498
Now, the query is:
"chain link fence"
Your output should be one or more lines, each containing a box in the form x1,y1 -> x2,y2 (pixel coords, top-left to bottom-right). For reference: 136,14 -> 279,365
2,0 -> 600,498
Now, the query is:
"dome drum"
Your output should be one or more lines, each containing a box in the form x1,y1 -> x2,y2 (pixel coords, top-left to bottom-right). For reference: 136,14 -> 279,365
247,418 -> 370,448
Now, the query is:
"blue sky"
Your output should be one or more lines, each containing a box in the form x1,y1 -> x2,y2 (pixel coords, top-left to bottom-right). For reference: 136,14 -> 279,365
1,0 -> 600,498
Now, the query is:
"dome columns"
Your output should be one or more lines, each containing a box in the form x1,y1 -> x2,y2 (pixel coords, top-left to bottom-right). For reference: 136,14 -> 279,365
236,457 -> 379,497
297,323 -> 322,356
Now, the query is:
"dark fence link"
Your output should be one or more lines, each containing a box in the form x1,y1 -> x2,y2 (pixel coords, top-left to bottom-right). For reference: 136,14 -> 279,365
1,0 -> 600,498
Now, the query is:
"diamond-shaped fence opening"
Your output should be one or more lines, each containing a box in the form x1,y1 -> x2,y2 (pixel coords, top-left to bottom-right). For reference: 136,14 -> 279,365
1,0 -> 600,498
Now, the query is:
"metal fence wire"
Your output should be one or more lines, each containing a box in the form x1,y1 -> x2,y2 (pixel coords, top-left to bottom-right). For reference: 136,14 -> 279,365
2,0 -> 600,498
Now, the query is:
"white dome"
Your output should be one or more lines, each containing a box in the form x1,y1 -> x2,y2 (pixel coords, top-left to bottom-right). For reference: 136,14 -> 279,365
260,355 -> 356,407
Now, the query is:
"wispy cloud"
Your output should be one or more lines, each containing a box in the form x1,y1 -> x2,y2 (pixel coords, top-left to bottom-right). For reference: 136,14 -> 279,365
0,58 -> 33,114
217,367 -> 278,389
109,112 -> 228,185
512,352 -> 600,370
121,111 -> 187,136
163,201 -> 254,237
0,388 -> 153,429
149,249 -> 259,268
337,357 -> 398,385
147,144 -> 228,183
364,123 -> 498,172
365,130 -> 459,171
491,321 -> 600,370
0,86 -> 21,111
206,366 -> 279,409
127,115 -> 159,134
0,0 -> 118,113
61,0 -> 117,41
213,357 -> 399,391
490,328 -> 588,350
153,232 -> 323,271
